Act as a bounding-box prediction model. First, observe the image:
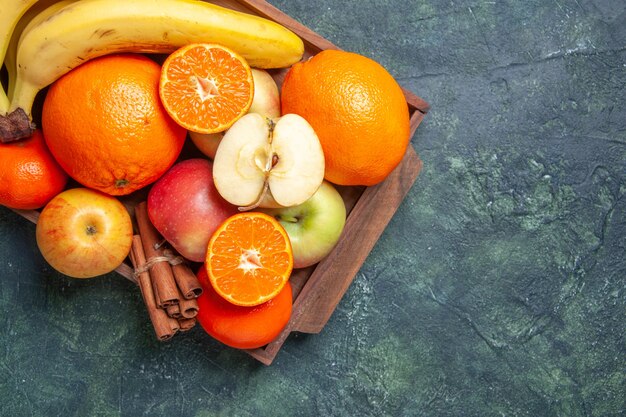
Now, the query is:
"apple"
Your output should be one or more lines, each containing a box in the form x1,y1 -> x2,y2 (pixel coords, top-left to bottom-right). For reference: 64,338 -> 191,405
35,188 -> 133,278
189,68 -> 281,159
247,68 -> 281,118
188,131 -> 222,161
147,158 -> 238,262
213,112 -> 325,210
260,181 -> 346,268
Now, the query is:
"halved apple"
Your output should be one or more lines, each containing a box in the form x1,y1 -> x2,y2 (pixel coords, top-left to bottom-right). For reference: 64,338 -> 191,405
189,68 -> 281,159
213,112 -> 324,209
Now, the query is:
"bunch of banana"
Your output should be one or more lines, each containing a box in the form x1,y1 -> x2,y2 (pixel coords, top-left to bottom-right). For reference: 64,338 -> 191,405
0,0 -> 305,143
4,0 -> 79,102
0,0 -> 39,112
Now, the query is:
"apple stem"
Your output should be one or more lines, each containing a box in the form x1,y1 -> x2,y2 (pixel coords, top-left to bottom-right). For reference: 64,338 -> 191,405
238,180 -> 270,212
239,118 -> 279,212
266,117 -> 276,136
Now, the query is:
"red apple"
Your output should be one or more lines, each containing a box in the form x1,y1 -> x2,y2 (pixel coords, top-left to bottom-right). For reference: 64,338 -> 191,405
36,188 -> 133,278
147,158 -> 238,262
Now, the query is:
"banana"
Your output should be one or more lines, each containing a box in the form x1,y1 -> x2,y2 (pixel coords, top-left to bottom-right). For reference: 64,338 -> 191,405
0,0 -> 304,142
4,0 -> 79,101
0,0 -> 38,113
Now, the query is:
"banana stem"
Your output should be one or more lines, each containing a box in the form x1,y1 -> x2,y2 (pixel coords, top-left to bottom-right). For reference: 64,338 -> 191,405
0,77 -> 38,141
0,108 -> 35,142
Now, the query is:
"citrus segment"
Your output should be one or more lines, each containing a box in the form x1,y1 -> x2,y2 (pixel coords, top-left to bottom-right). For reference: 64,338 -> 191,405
206,212 -> 293,307
159,43 -> 254,134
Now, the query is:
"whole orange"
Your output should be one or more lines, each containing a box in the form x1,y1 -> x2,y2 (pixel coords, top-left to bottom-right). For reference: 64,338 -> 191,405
0,129 -> 67,210
41,54 -> 186,196
195,266 -> 292,350
281,50 -> 411,186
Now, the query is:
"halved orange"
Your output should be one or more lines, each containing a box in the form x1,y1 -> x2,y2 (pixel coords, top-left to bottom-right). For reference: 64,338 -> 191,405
159,43 -> 254,134
206,212 -> 293,307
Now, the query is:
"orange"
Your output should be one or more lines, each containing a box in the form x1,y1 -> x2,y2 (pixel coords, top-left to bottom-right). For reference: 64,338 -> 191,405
159,43 -> 254,134
0,129 -> 67,210
196,266 -> 292,349
41,53 -> 186,196
206,212 -> 293,307
281,49 -> 411,186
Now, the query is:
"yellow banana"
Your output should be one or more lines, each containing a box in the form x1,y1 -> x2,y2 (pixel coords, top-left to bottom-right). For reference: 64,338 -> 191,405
4,0 -> 79,101
0,0 -> 304,142
0,0 -> 38,112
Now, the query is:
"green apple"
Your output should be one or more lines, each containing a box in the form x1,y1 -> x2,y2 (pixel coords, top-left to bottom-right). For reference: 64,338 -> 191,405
259,181 -> 346,268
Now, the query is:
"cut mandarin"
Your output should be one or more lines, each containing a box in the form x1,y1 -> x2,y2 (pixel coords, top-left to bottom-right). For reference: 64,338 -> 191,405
159,43 -> 254,134
206,212 -> 293,307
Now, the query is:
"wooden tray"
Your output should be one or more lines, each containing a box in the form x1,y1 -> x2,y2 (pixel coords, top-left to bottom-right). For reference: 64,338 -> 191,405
12,0 -> 429,365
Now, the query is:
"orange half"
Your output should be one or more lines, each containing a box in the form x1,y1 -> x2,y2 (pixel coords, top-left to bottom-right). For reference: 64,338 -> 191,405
206,212 -> 293,307
159,43 -> 254,133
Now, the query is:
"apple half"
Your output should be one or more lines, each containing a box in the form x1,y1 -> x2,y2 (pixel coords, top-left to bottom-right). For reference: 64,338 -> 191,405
189,68 -> 281,159
213,112 -> 325,209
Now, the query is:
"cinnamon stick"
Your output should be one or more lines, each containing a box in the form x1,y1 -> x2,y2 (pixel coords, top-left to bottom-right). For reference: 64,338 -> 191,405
164,289 -> 198,318
178,296 -> 199,319
166,304 -> 182,319
166,248 -> 203,299
178,317 -> 197,332
134,202 -> 180,308
129,236 -> 179,341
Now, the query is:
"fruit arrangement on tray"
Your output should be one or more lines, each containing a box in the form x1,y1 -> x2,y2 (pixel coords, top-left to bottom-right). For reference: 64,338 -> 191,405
0,0 -> 428,364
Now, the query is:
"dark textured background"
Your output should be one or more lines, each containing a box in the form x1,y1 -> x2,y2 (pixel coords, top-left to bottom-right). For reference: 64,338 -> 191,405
1,0 -> 625,416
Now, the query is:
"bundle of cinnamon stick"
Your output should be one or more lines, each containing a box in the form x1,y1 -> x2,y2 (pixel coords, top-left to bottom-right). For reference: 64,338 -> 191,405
128,202 -> 203,341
